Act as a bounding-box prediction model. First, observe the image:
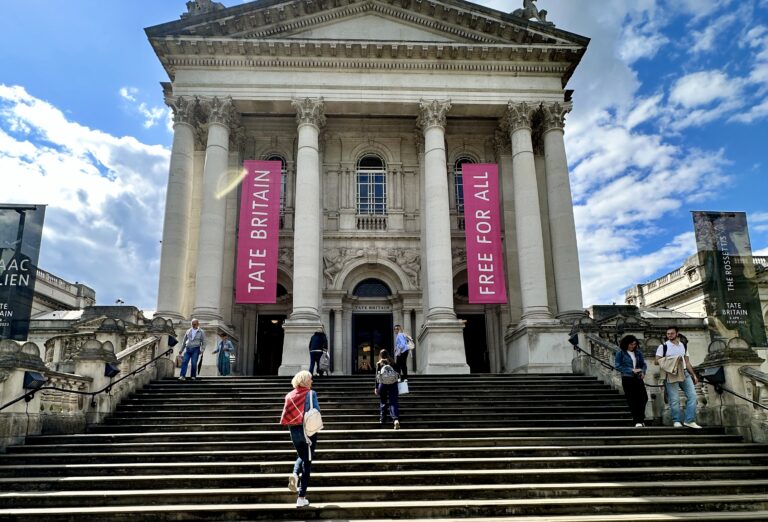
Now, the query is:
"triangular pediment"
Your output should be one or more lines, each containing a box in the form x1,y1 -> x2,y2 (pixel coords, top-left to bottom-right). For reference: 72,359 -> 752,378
284,13 -> 455,42
147,0 -> 588,47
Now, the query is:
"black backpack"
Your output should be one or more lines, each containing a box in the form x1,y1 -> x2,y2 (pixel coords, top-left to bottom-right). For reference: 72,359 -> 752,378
660,338 -> 688,357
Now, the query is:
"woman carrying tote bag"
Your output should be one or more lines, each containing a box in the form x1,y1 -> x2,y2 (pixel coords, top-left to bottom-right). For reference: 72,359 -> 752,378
280,370 -> 321,508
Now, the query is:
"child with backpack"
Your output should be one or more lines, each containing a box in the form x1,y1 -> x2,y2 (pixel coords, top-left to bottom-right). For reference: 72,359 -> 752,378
374,349 -> 401,429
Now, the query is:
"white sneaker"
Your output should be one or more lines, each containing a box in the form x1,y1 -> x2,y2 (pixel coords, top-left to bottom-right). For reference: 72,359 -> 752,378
288,473 -> 298,493
178,376 -> 185,381
673,422 -> 683,428
634,423 -> 644,428
296,497 -> 310,508
393,420 -> 400,430
683,421 -> 702,429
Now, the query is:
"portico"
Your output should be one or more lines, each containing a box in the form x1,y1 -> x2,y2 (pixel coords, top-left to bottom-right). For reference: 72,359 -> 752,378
147,0 -> 589,375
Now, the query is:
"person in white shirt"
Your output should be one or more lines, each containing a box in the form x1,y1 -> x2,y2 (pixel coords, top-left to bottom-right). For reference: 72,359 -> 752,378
654,326 -> 701,429
179,318 -> 206,381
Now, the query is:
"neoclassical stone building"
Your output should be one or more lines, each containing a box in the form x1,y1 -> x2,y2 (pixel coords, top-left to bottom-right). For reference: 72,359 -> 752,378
147,0 -> 589,375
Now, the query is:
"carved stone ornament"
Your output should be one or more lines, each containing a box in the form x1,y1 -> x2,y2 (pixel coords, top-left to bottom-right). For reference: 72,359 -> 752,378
417,99 -> 452,130
323,247 -> 365,285
452,247 -> 467,267
386,248 -> 421,287
169,96 -> 198,126
206,96 -> 238,127
182,0 -> 225,19
279,247 -> 294,270
292,98 -> 327,128
541,102 -> 571,133
504,102 -> 537,133
511,0 -> 555,26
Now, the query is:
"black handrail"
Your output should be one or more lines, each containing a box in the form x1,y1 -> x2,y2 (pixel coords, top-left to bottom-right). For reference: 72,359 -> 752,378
570,339 -> 664,388
573,336 -> 768,411
0,347 -> 173,413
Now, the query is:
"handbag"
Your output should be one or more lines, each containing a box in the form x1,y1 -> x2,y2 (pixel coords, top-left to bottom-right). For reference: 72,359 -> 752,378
405,335 -> 415,351
397,380 -> 409,395
174,354 -> 183,368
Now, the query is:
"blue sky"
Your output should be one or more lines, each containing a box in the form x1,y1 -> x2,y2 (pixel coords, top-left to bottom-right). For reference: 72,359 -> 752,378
1,0 -> 767,311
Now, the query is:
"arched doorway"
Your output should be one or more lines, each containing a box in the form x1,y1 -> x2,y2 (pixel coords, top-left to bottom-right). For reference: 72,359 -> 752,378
351,278 -> 393,375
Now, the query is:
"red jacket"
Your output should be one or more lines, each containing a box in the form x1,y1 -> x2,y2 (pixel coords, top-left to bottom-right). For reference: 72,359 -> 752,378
280,387 -> 310,426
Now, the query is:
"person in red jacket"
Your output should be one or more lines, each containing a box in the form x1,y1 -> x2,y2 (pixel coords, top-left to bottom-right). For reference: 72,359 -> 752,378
279,370 -> 320,508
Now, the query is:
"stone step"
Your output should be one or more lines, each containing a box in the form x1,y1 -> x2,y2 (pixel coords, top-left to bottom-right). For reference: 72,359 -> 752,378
8,434 -> 746,453
24,426 -> 729,445
102,410 -> 630,424
2,453 -> 767,478
4,443 -> 765,465
2,467 -> 767,492
85,418 -> 635,432
2,480 -> 768,509
1,494 -> 767,521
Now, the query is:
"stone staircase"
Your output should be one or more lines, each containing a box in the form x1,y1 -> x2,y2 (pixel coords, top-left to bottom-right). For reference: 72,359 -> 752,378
1,374 -> 767,521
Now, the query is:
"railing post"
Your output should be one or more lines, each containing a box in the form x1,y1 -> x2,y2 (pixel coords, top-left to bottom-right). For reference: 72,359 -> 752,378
0,340 -> 46,451
74,339 -> 118,425
697,339 -> 765,441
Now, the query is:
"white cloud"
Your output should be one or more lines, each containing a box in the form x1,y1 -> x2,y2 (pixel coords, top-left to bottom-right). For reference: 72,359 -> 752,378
618,20 -> 669,64
669,70 -> 741,108
119,86 -> 170,129
0,84 -> 170,310
690,13 -> 738,54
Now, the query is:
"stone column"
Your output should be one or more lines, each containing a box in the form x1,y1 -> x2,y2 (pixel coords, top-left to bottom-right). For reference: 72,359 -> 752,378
156,97 -> 197,319
0,340 -> 46,451
542,102 -> 584,321
280,98 -> 326,376
415,100 -> 469,374
192,97 -> 236,322
507,102 -> 551,321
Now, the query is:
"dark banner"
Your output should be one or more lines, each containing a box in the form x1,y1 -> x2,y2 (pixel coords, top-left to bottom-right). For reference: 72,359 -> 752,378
692,211 -> 767,347
0,204 -> 46,341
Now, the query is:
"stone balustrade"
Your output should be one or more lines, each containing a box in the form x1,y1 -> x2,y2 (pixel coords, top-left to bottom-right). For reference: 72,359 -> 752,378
0,316 -> 177,451
571,323 -> 768,442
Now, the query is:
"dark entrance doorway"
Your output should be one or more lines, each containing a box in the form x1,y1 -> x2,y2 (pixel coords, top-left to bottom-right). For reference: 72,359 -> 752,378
459,314 -> 489,373
255,314 -> 285,375
352,313 -> 393,375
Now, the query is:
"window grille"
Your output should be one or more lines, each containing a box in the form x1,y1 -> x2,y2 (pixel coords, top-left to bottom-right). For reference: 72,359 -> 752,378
453,156 -> 475,215
353,278 -> 391,297
265,155 -> 287,213
356,155 -> 387,215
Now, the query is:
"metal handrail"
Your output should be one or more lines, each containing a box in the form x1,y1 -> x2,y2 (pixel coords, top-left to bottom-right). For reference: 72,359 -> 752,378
570,337 -> 664,389
0,348 -> 172,412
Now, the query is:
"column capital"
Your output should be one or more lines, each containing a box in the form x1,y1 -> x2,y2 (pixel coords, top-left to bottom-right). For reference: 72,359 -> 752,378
292,97 -> 326,128
168,96 -> 199,126
541,102 -> 572,133
504,101 -> 538,132
205,96 -> 239,128
417,99 -> 452,131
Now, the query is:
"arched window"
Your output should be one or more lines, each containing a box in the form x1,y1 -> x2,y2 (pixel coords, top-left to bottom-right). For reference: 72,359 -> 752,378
353,278 -> 391,297
265,155 -> 287,213
356,154 -> 387,215
453,156 -> 475,214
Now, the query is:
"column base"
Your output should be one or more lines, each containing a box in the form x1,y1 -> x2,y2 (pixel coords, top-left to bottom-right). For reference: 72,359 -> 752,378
154,310 -> 185,322
416,317 -> 469,374
191,307 -> 223,322
556,309 -> 587,324
279,316 -> 323,376
503,321 -> 573,374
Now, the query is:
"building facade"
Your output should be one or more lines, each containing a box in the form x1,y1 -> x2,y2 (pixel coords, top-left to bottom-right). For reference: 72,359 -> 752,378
147,0 -> 589,375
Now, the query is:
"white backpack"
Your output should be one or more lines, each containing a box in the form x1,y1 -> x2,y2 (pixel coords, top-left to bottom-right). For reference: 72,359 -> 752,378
319,351 -> 331,371
303,390 -> 324,439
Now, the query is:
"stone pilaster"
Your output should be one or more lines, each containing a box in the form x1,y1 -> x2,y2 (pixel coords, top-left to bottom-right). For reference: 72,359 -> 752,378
156,97 -> 198,320
280,98 -> 326,376
542,102 -> 584,321
192,96 -> 237,322
0,340 -> 46,450
415,99 -> 469,374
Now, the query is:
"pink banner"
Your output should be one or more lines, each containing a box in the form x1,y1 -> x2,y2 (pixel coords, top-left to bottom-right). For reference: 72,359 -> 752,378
236,160 -> 282,304
463,163 -> 508,304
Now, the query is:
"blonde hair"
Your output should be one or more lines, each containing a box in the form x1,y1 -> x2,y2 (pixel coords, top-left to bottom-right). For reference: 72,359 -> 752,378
291,370 -> 313,389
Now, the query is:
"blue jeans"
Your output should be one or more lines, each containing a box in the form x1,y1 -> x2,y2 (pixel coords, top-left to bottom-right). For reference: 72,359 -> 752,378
290,425 -> 317,497
665,372 -> 697,423
377,383 -> 400,424
180,346 -> 201,378
309,351 -> 322,375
